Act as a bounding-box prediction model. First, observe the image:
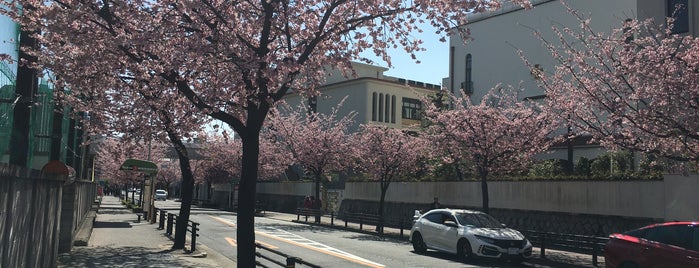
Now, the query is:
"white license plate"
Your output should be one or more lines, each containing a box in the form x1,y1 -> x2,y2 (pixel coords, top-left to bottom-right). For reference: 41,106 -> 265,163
507,248 -> 519,255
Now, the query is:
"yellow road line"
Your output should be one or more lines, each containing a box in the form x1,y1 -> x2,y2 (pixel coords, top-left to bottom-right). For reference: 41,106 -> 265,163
225,237 -> 278,249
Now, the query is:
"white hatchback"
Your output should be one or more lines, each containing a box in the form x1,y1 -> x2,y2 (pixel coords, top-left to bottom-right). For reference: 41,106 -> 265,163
155,189 -> 168,201
409,209 -> 532,262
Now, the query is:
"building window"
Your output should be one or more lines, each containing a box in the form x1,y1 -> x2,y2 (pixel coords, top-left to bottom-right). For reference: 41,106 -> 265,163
668,0 -> 689,34
385,94 -> 390,122
372,92 -> 377,121
402,98 -> 421,120
378,93 -> 384,122
391,95 -> 396,123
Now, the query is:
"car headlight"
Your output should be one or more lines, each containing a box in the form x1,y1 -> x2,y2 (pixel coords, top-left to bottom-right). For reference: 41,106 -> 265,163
475,235 -> 496,244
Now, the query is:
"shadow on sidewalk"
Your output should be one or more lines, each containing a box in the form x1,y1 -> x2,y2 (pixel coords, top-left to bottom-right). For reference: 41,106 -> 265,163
58,246 -> 216,268
93,221 -> 133,229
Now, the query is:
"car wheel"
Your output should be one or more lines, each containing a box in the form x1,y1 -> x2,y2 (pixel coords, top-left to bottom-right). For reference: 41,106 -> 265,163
457,238 -> 473,261
412,233 -> 427,254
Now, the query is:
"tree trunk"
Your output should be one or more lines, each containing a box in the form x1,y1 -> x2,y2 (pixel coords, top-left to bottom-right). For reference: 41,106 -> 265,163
237,130 -> 260,267
313,172 -> 323,223
479,169 -> 489,214
378,179 -> 390,234
169,135 -> 194,250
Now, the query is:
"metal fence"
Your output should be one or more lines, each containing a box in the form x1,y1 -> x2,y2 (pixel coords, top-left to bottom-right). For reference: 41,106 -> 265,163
0,164 -> 66,268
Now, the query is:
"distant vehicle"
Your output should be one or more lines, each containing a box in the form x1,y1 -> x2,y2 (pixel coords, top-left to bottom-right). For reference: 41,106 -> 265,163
604,221 -> 699,268
155,189 -> 168,201
409,208 -> 532,262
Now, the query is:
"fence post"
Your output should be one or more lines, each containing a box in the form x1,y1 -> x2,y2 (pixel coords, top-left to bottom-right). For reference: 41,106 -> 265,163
191,222 -> 199,252
285,257 -> 298,268
592,237 -> 599,267
159,209 -> 166,230
540,233 -> 546,259
166,213 -> 174,236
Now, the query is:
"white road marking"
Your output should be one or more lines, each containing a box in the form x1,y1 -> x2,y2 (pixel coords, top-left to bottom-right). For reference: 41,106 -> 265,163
211,216 -> 385,267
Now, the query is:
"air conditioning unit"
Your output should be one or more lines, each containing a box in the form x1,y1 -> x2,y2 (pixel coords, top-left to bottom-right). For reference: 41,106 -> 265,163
460,81 -> 474,95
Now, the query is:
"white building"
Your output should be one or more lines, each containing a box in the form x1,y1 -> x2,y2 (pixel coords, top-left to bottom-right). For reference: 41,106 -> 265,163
284,62 -> 443,132
446,0 -> 696,162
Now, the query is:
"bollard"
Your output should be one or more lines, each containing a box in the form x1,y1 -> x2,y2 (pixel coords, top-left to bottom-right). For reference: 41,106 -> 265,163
359,217 -> 363,230
400,218 -> 404,239
159,209 -> 166,230
166,213 -> 174,236
191,222 -> 199,252
330,212 -> 334,226
137,214 -> 141,223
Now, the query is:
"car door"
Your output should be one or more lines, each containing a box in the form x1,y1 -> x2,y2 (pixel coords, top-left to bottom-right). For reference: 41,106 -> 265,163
639,224 -> 697,268
436,212 -> 460,253
419,212 -> 444,249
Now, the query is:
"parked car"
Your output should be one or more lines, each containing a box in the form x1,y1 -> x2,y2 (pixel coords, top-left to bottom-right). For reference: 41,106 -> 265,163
155,189 -> 168,201
409,208 -> 532,262
604,221 -> 699,268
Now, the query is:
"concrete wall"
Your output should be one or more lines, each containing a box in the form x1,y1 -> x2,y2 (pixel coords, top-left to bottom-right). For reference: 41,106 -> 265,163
257,174 -> 699,222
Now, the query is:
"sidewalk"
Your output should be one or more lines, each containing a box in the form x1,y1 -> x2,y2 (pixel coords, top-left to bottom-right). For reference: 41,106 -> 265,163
57,196 -> 236,268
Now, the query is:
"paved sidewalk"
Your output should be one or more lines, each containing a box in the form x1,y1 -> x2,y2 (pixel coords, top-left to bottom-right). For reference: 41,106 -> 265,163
57,196 -> 236,268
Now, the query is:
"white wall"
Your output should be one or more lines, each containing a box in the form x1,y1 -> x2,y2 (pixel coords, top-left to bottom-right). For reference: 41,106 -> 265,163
258,174 -> 699,221
449,0 -> 639,102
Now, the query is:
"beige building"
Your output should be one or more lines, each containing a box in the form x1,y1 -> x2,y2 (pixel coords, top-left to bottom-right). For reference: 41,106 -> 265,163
445,0 -> 696,162
284,62 -> 442,132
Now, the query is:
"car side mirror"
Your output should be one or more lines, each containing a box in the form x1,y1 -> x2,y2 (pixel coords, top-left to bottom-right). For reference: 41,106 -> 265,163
444,222 -> 458,228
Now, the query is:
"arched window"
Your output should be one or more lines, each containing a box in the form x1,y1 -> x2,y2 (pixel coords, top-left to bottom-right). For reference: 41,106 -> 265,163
391,95 -> 396,123
372,92 -> 377,121
378,93 -> 384,122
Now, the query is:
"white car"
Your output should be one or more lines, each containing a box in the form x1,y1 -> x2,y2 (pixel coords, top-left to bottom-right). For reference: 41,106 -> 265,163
410,208 -> 533,262
155,189 -> 168,201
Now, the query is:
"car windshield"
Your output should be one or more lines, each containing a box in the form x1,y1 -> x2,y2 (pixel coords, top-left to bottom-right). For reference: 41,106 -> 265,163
455,212 -> 503,228
156,190 -> 166,194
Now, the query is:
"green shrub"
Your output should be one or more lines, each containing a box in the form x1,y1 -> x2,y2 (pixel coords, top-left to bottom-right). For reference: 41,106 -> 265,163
528,159 -> 565,177
575,157 -> 591,176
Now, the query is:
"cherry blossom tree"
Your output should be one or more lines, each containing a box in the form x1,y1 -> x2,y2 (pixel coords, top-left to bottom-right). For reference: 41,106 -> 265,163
523,5 -> 699,166
266,102 -> 355,204
354,124 -> 428,233
1,0 -> 533,264
424,87 -> 558,214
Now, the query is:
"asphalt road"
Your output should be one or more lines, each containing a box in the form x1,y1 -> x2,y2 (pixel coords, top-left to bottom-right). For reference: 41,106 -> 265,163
153,199 -> 538,268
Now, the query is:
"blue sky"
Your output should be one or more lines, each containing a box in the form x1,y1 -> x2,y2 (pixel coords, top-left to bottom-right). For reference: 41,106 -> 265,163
362,23 -> 449,86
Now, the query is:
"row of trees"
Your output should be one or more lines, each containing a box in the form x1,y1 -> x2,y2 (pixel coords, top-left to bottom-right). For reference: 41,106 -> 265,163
4,0 -> 698,265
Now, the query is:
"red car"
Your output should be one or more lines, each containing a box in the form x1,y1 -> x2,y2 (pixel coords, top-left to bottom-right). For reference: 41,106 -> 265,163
604,222 -> 699,268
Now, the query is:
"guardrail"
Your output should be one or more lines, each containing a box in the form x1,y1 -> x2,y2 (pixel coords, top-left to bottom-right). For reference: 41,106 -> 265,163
294,209 -> 410,239
255,242 -> 321,268
155,208 -> 200,252
524,230 -> 609,266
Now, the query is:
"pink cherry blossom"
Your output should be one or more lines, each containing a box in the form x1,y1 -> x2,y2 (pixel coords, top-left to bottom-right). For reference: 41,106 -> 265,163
1,0 -> 532,264
424,87 -> 558,213
522,5 -> 699,167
